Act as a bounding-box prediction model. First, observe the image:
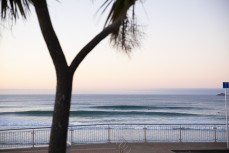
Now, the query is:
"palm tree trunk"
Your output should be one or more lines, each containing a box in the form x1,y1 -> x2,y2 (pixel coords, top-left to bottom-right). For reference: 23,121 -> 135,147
32,1 -> 73,152
49,71 -> 73,153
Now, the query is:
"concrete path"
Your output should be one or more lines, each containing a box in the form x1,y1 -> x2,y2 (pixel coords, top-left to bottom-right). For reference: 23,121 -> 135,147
0,143 -> 227,153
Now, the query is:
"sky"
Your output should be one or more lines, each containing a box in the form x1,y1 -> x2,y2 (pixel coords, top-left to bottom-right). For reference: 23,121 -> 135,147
0,0 -> 229,94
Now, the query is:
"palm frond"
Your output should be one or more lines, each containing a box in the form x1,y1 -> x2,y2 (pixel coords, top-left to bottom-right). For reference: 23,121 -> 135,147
1,0 -> 32,21
104,0 -> 135,26
99,0 -> 144,53
1,0 -> 8,18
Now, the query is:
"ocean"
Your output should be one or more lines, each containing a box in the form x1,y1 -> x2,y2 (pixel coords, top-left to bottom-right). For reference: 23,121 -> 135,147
0,94 -> 227,130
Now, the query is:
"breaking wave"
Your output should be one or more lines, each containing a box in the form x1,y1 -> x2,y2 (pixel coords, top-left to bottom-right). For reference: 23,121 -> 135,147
0,110 -> 201,117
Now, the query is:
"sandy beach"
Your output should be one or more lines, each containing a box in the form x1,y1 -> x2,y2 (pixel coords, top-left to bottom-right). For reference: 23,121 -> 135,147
0,142 -> 228,153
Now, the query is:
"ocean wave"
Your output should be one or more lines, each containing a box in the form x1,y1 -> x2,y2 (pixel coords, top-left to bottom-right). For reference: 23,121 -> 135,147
91,105 -> 201,110
0,110 -> 201,117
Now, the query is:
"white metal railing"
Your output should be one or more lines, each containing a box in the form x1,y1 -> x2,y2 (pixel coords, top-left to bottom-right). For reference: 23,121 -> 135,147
0,124 -> 227,149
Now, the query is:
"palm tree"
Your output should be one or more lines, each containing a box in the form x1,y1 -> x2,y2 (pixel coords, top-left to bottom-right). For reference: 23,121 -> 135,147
1,0 -> 142,153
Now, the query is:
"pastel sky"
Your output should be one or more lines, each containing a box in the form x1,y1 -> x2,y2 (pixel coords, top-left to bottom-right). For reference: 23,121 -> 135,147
0,0 -> 229,94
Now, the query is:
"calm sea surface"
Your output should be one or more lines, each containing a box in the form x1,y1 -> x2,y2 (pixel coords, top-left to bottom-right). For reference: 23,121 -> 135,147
0,94 -> 227,129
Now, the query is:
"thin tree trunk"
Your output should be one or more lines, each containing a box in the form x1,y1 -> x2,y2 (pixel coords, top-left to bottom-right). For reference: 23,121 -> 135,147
49,71 -> 73,153
32,1 -> 72,152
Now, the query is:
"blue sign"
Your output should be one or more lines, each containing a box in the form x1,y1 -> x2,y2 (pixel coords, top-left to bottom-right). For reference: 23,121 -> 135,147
223,82 -> 229,88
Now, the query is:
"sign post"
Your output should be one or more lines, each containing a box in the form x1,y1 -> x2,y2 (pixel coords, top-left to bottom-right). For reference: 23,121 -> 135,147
223,82 -> 229,148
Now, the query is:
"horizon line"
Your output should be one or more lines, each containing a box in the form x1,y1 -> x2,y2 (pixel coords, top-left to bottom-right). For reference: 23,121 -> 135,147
0,88 -> 224,95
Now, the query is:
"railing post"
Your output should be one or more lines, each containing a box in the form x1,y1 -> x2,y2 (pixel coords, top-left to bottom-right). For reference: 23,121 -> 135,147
213,125 -> 217,142
31,129 -> 35,148
71,127 -> 73,144
144,125 -> 147,143
179,125 -> 182,142
108,125 -> 111,143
